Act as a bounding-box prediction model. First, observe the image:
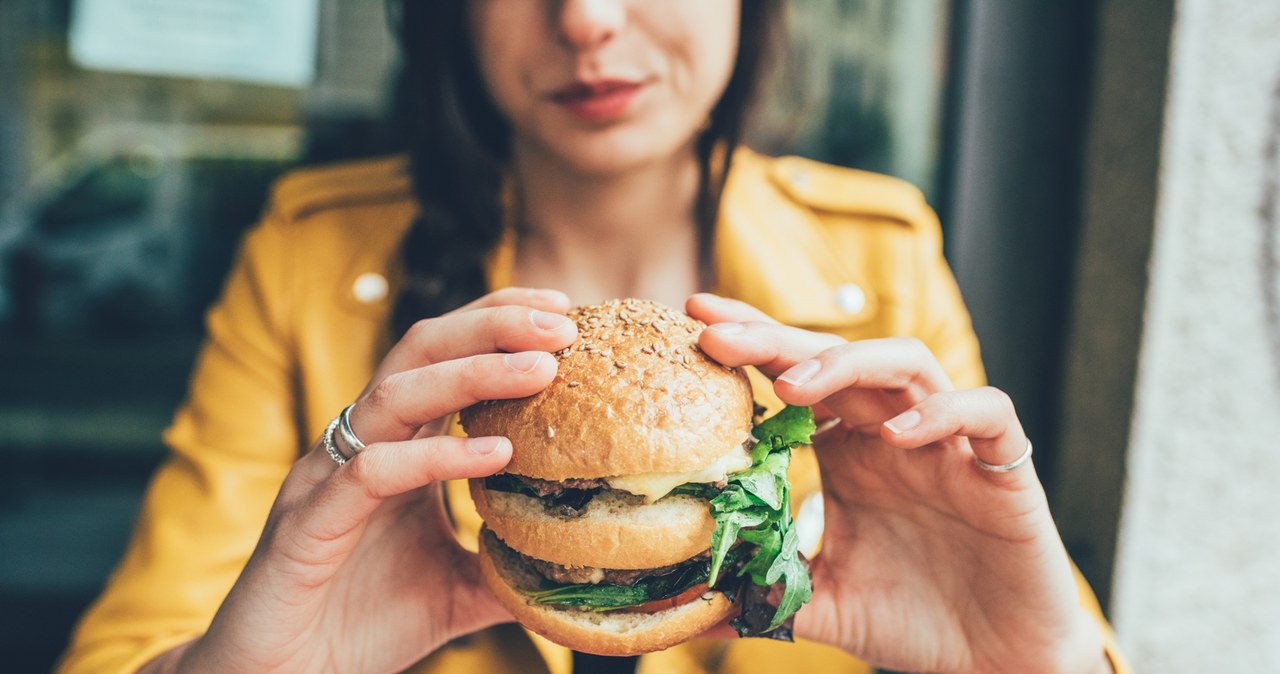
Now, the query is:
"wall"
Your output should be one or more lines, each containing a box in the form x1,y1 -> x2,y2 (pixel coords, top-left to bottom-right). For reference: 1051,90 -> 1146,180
1110,0 -> 1280,669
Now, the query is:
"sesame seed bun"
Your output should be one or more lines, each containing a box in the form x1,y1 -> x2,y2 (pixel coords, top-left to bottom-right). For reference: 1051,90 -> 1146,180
459,298 -> 754,480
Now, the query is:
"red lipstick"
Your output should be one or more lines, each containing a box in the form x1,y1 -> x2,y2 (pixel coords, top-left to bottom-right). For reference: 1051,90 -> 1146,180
550,80 -> 644,121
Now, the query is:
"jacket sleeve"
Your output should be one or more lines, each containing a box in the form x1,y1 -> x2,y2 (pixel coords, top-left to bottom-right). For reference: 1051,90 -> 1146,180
57,209 -> 303,674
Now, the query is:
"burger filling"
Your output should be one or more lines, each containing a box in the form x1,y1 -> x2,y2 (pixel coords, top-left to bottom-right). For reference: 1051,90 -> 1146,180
524,548 -> 712,586
494,406 -> 818,639
508,536 -> 752,614
482,473 -> 727,518
482,441 -> 755,517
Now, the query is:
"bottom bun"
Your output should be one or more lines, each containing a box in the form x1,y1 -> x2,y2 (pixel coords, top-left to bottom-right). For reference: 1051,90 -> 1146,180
478,528 -> 736,656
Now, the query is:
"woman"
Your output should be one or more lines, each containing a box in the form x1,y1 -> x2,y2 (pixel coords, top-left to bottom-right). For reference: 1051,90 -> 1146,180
61,1 -> 1127,672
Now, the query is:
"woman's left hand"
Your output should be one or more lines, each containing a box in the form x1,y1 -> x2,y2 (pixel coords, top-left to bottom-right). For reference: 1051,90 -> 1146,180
688,294 -> 1110,674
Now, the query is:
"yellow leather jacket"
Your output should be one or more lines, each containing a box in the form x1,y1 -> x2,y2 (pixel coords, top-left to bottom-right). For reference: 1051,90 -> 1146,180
59,149 -> 1129,674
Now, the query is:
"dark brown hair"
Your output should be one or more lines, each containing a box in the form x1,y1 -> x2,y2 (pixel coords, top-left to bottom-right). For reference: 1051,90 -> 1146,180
389,1 -> 780,335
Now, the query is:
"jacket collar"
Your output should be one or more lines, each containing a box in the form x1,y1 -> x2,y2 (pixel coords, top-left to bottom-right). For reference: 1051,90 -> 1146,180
409,149 -> 878,328
711,149 -> 878,328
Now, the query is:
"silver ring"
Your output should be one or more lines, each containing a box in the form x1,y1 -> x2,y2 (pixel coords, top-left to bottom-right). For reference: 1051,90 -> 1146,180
813,416 -> 843,436
338,403 -> 367,454
323,416 -> 350,466
975,439 -> 1033,473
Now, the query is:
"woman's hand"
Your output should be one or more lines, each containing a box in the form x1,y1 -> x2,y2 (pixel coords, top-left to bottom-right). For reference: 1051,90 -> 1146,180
172,288 -> 578,674
689,294 -> 1110,674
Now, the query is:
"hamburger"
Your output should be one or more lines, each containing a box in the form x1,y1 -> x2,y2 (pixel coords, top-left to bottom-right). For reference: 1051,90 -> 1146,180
461,298 -> 814,656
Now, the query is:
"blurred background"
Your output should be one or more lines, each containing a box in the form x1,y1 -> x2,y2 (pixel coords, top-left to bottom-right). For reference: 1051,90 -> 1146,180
1,0 -> 1277,672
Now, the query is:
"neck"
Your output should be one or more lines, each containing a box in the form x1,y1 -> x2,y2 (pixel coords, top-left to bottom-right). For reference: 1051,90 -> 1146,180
510,142 -> 703,307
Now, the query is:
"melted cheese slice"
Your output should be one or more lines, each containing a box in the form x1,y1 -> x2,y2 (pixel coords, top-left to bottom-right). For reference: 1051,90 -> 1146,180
606,445 -> 754,502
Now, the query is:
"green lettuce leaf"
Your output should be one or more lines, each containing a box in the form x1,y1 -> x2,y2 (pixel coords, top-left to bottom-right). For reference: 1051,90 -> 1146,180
668,482 -> 723,500
708,506 -> 770,585
527,582 -> 649,610
527,547 -> 749,612
705,405 -> 816,634
751,403 -> 817,454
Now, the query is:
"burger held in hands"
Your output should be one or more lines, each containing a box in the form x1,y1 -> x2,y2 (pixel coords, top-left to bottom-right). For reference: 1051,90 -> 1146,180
461,298 -> 816,656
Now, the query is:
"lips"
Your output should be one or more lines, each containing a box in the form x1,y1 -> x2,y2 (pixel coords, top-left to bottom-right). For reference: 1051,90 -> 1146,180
550,79 -> 646,121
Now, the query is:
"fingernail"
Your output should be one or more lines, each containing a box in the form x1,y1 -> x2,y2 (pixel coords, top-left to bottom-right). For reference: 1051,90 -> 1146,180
884,409 -> 922,434
706,322 -> 745,335
505,351 -> 544,373
530,310 -> 569,330
467,436 -> 507,455
778,359 -> 821,386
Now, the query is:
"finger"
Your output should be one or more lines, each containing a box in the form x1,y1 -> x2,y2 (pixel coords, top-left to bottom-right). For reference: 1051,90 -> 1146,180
355,350 -> 558,442
879,387 -> 1033,478
297,435 -> 512,542
450,287 -> 570,315
773,339 -> 954,429
373,304 -> 577,387
686,292 -> 782,325
776,338 -> 952,401
697,620 -> 740,640
699,321 -> 845,377
450,556 -> 518,632
793,587 -> 845,651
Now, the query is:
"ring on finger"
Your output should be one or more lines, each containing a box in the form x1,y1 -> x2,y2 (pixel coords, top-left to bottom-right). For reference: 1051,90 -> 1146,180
323,404 -> 367,466
975,439 -> 1033,473
323,416 -> 351,466
338,403 -> 368,454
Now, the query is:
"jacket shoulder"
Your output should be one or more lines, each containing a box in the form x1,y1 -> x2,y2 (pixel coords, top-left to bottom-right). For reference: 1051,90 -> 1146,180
738,150 -> 935,228
268,155 -> 414,223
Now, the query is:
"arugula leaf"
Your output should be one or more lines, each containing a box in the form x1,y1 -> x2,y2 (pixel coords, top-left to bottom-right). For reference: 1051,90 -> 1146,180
710,484 -> 758,513
527,549 -> 750,612
705,405 -> 816,636
732,450 -> 790,510
668,482 -> 723,500
767,528 -> 813,630
737,525 -> 782,585
708,506 -> 769,585
528,582 -> 650,609
751,403 -> 817,450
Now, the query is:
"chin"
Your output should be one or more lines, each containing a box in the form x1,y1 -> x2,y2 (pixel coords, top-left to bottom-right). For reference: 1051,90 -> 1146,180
530,117 -> 701,177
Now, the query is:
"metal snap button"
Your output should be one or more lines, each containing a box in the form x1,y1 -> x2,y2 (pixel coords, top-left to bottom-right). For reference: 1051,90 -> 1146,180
791,169 -> 812,190
835,283 -> 866,315
352,272 -> 389,304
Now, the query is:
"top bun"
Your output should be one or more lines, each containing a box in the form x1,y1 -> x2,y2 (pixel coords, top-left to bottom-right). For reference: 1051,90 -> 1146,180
460,298 -> 753,480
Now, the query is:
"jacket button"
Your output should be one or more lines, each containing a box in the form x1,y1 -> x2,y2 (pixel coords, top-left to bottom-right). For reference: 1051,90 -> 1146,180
835,283 -> 866,315
352,272 -> 389,304
791,169 -> 813,191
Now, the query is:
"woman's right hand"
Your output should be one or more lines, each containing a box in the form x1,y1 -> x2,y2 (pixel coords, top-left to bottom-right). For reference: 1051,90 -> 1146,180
153,288 -> 578,674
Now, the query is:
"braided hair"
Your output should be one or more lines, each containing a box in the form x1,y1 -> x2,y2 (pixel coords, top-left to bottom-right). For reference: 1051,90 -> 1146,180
389,1 -> 780,336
